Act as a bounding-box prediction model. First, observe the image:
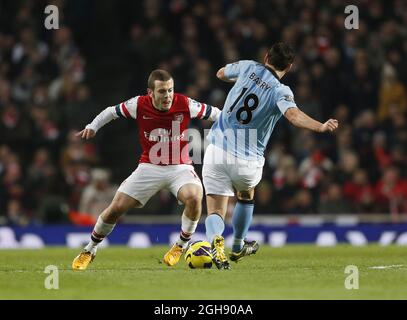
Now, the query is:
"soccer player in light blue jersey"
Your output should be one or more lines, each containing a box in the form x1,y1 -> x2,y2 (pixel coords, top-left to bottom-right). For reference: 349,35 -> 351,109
203,43 -> 339,269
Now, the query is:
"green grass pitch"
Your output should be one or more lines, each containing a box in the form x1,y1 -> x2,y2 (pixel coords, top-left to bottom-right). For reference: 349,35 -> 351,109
0,245 -> 406,299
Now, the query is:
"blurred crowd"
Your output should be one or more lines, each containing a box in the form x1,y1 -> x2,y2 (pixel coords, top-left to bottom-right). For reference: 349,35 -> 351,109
0,0 -> 100,225
1,0 -> 407,226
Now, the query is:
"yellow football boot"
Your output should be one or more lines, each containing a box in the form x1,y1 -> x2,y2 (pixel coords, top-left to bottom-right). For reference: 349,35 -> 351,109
211,235 -> 230,270
72,251 -> 95,271
163,244 -> 184,266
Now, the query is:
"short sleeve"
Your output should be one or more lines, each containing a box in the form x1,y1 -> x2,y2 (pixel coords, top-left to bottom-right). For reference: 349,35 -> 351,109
276,86 -> 297,114
224,60 -> 252,79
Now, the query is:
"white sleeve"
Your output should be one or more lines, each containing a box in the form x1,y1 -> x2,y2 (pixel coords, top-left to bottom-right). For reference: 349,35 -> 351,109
85,96 -> 139,132
208,107 -> 221,121
188,97 -> 221,122
85,107 -> 118,133
276,86 -> 297,114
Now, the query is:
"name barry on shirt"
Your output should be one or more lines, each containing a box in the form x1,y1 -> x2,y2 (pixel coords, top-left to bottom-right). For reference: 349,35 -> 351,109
249,72 -> 271,90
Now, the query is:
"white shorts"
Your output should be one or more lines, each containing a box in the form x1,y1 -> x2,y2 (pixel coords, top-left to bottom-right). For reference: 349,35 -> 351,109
202,144 -> 264,197
117,163 -> 202,206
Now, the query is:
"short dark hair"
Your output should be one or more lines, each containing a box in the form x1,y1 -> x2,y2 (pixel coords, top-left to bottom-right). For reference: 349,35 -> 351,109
266,43 -> 295,71
148,69 -> 173,90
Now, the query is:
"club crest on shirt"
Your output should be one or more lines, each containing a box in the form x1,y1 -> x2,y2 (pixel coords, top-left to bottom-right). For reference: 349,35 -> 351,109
174,113 -> 184,122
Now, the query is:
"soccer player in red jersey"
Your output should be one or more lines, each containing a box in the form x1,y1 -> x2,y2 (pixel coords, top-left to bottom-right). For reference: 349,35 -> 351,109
72,70 -> 221,270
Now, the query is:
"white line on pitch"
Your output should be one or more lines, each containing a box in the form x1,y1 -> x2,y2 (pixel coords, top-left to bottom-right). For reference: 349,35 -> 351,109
369,265 -> 405,269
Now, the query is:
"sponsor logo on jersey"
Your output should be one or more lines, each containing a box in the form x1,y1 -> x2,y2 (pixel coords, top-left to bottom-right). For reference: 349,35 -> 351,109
283,95 -> 294,103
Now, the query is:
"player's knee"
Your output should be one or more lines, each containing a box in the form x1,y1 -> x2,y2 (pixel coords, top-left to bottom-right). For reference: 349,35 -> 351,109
110,200 -> 129,215
237,190 -> 254,201
183,194 -> 202,209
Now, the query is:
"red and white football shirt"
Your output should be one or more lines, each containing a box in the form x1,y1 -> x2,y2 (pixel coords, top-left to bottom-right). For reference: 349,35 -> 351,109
115,93 -> 214,165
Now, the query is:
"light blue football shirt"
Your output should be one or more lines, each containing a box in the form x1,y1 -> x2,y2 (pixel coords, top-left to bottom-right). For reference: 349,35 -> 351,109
207,60 -> 297,161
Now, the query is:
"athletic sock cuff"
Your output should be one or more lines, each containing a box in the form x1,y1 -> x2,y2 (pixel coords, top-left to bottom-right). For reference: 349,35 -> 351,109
181,214 -> 199,234
209,212 -> 225,221
237,199 -> 254,205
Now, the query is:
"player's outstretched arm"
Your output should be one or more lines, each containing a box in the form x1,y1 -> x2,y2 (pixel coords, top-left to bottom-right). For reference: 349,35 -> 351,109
77,103 -> 131,139
76,98 -> 137,140
284,107 -> 339,133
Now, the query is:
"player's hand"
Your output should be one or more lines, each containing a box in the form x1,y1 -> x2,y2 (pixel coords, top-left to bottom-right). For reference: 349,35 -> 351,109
76,128 -> 96,139
320,119 -> 338,133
